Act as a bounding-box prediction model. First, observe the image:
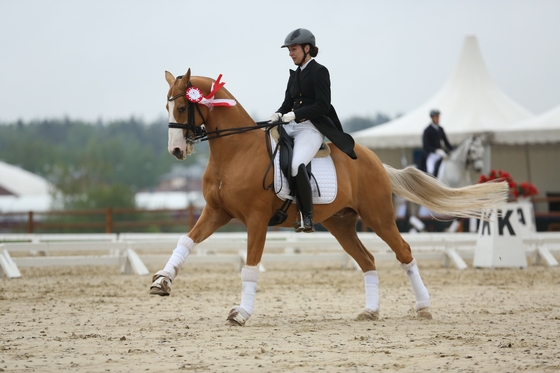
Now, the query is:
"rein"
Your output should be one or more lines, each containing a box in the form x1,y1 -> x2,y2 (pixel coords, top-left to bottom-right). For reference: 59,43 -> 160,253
167,80 -> 284,142
168,119 -> 284,142
167,75 -> 286,191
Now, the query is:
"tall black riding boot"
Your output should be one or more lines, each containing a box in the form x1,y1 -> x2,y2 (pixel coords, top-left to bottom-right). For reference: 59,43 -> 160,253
292,163 -> 315,233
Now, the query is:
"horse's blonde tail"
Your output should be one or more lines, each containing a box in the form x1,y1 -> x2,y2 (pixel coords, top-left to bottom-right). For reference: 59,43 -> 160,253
384,164 -> 508,219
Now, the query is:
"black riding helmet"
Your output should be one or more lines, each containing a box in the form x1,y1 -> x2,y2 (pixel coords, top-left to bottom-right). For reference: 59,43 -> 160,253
281,28 -> 315,66
281,28 -> 316,48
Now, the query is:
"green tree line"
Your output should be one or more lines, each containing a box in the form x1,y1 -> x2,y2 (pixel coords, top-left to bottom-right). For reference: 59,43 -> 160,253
0,114 -> 387,210
0,117 -> 207,210
0,115 -> 386,233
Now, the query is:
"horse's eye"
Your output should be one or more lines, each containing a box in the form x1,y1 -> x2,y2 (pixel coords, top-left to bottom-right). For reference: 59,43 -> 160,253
178,106 -> 187,113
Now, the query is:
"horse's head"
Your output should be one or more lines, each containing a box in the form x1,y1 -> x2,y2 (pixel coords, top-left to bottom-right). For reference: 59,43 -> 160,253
467,136 -> 485,172
165,69 -> 210,160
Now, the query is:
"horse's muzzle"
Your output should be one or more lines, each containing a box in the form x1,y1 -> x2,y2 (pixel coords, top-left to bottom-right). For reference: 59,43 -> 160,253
172,147 -> 184,160
473,159 -> 484,172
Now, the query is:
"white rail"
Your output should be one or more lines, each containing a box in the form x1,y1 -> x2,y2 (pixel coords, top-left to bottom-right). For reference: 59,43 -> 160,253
1,232 -> 559,279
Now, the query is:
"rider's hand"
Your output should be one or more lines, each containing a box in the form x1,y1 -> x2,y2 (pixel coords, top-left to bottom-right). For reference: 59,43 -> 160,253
281,112 -> 296,123
436,149 -> 448,158
268,112 -> 282,123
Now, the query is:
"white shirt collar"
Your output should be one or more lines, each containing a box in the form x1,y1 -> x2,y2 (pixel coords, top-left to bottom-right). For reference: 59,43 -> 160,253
300,58 -> 314,71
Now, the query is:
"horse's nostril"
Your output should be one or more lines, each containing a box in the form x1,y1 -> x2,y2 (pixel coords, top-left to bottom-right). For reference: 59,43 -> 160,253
172,148 -> 184,159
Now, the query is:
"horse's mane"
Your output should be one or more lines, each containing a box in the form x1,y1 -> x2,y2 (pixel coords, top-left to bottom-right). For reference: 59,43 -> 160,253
449,136 -> 472,162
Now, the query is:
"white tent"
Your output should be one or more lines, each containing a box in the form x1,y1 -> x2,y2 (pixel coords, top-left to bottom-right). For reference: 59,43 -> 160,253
352,35 -> 534,149
493,104 -> 560,144
489,105 -> 560,208
349,36 -> 560,215
0,161 -> 54,213
0,161 -> 53,196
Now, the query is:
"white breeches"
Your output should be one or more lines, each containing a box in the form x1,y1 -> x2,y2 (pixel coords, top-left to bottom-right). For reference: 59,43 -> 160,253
282,120 -> 324,176
426,152 -> 442,176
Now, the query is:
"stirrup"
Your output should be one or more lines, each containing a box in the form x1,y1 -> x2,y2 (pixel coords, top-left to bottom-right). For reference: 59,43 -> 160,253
293,212 -> 315,233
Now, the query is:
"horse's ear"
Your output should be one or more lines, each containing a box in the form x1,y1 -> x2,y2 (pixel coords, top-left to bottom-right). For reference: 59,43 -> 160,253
165,71 -> 175,87
177,68 -> 191,91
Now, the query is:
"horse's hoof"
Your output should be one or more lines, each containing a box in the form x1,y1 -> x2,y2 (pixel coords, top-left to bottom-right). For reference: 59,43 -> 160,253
225,319 -> 242,326
356,308 -> 379,321
417,307 -> 433,319
149,275 -> 171,296
226,307 -> 250,326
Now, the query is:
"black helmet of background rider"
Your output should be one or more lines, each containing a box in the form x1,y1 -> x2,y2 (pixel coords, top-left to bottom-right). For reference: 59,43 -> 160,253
281,28 -> 317,66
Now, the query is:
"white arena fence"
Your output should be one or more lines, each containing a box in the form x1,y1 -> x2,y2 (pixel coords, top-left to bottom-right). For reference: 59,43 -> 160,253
1,231 -> 559,279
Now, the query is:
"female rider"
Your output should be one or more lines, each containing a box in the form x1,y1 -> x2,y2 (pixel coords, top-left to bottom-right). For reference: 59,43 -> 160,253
270,28 -> 357,233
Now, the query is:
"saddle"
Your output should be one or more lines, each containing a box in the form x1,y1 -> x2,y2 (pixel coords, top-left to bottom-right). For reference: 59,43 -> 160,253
267,126 -> 335,226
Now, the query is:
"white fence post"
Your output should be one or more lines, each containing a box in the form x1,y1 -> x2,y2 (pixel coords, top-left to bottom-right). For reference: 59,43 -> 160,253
0,247 -> 22,279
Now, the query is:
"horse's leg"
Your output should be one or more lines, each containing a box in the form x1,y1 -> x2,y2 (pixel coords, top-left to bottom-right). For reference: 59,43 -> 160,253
358,189 -> 432,319
321,212 -> 380,321
366,216 -> 432,318
226,217 -> 268,327
149,207 -> 232,296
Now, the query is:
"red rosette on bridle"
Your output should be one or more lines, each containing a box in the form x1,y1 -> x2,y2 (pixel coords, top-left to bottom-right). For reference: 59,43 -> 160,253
185,86 -> 204,103
183,75 -> 237,108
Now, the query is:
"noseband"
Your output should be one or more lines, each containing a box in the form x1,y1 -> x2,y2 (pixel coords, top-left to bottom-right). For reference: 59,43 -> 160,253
167,80 -> 207,141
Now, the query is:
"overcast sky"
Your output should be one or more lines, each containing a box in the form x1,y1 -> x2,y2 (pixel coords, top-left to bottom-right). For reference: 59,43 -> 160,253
1,0 -> 559,124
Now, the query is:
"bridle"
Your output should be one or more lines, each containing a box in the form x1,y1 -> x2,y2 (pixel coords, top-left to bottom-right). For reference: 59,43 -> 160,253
167,81 -> 209,140
166,76 -> 286,190
167,78 -> 282,143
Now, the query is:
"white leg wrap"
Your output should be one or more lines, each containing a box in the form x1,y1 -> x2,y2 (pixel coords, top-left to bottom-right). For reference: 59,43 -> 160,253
239,265 -> 259,316
401,259 -> 431,310
363,270 -> 380,311
162,235 -> 195,281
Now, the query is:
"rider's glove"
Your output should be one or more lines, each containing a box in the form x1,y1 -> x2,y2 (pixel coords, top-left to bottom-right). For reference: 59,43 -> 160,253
436,149 -> 448,158
281,112 -> 296,123
268,112 -> 282,123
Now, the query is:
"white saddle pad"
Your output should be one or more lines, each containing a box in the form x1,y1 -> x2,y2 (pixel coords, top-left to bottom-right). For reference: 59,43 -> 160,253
272,138 -> 337,204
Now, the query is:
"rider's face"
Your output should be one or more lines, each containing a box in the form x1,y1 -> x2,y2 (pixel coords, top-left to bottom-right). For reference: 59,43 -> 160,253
287,44 -> 309,65
431,114 -> 440,124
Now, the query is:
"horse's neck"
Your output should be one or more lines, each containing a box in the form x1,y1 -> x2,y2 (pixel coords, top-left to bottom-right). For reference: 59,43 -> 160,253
438,160 -> 471,188
205,106 -> 264,165
438,140 -> 471,187
449,140 -> 468,162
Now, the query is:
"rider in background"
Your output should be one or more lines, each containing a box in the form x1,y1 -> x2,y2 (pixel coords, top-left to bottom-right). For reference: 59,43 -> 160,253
269,28 -> 357,233
422,109 -> 454,177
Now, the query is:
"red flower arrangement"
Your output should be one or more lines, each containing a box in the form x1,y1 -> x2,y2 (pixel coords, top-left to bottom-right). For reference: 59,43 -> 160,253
512,181 -> 539,199
478,170 -> 538,200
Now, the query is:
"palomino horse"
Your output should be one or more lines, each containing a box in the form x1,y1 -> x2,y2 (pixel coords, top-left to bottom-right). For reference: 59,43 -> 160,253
409,136 -> 486,232
150,69 -> 508,326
